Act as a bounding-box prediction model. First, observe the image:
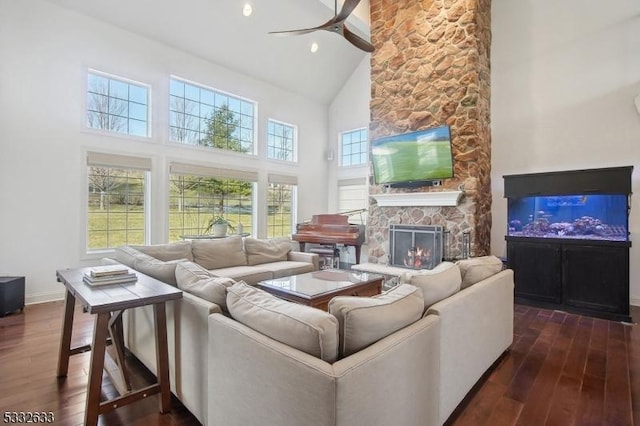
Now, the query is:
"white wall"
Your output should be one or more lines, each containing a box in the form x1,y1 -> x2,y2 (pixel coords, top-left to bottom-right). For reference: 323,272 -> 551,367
0,0 -> 329,303
491,0 -> 640,304
328,56 -> 371,212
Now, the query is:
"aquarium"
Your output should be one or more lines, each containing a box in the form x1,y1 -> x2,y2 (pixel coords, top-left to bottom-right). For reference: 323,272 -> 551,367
507,194 -> 629,242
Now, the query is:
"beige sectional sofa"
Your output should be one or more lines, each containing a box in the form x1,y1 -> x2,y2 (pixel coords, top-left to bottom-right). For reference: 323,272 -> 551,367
111,240 -> 513,426
110,236 -> 319,423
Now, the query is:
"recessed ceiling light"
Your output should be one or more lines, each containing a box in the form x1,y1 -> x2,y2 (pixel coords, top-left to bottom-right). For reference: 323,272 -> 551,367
242,3 -> 253,17
310,42 -> 319,53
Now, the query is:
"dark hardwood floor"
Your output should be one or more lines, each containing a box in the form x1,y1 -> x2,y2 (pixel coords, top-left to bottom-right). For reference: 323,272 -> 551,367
0,301 -> 638,425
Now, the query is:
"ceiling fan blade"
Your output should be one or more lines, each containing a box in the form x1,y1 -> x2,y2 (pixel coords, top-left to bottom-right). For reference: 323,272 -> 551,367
343,25 -> 374,52
268,28 -> 319,37
269,16 -> 338,37
335,0 -> 362,23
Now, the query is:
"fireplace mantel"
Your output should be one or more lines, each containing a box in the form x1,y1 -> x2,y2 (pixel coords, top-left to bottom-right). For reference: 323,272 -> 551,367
371,190 -> 463,207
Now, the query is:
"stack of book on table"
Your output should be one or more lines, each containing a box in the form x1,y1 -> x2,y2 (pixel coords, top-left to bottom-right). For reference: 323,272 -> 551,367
83,265 -> 138,286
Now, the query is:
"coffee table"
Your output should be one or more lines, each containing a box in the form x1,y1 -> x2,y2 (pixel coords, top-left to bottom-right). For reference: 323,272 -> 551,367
256,269 -> 384,311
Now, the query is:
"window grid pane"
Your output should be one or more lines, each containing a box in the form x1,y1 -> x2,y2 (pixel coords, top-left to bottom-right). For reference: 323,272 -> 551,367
267,120 -> 295,162
87,167 -> 146,250
169,78 -> 255,154
341,128 -> 368,166
87,72 -> 149,137
168,174 -> 254,241
267,183 -> 294,238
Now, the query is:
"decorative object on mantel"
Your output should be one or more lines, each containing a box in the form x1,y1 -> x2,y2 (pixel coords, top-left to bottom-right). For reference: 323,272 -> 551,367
371,190 -> 464,207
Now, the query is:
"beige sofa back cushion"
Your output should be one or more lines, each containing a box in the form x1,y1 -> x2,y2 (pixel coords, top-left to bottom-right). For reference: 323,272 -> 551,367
456,255 -> 503,289
226,282 -> 339,363
115,246 -> 185,286
244,238 -> 291,266
408,261 -> 462,309
192,236 -> 248,270
175,261 -> 235,310
135,241 -> 194,262
329,284 -> 424,357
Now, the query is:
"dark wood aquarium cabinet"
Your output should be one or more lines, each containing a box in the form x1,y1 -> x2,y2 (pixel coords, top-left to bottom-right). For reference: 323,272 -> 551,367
504,166 -> 632,322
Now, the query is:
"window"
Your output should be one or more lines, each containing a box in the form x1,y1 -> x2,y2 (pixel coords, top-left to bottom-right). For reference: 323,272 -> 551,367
267,174 -> 297,238
86,71 -> 150,137
169,78 -> 255,153
168,163 -> 256,241
338,178 -> 368,225
267,120 -> 296,161
87,153 -> 151,251
340,128 -> 368,166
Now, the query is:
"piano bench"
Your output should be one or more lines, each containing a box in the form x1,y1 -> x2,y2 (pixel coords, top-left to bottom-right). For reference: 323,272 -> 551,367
308,246 -> 340,269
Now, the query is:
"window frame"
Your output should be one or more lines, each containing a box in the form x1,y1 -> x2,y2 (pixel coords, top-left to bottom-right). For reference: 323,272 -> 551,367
266,119 -> 298,163
339,127 -> 369,167
83,152 -> 152,256
85,69 -> 152,139
266,174 -> 298,238
168,76 -> 257,155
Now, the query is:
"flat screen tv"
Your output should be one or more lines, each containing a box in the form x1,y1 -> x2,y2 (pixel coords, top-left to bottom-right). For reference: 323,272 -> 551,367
371,125 -> 454,186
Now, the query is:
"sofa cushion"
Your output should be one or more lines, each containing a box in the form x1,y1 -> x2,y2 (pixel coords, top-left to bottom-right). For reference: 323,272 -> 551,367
226,282 -> 339,362
244,238 -> 292,266
407,262 -> 462,309
206,265 -> 273,285
134,257 -> 187,287
135,241 -> 194,262
328,284 -> 424,357
456,255 -> 503,289
192,236 -> 247,270
175,261 -> 235,309
258,261 -> 316,278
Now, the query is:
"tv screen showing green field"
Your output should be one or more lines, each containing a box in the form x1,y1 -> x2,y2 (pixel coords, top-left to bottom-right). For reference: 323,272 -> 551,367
371,125 -> 454,185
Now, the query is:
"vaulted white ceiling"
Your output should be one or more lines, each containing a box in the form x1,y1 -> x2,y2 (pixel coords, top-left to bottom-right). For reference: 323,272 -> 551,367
43,0 -> 371,104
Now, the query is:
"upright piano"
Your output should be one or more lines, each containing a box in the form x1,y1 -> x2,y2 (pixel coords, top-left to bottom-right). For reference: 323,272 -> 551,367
292,214 -> 366,264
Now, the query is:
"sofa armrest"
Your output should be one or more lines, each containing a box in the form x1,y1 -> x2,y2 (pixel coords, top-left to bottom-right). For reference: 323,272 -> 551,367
208,313 -> 335,426
427,268 -> 514,424
287,251 -> 320,270
207,313 -> 440,426
331,315 -> 440,426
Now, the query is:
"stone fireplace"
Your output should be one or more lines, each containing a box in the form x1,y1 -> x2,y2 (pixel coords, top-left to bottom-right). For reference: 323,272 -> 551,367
367,0 -> 492,265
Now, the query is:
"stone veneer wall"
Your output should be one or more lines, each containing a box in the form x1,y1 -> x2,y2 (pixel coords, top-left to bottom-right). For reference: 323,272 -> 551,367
367,0 -> 492,264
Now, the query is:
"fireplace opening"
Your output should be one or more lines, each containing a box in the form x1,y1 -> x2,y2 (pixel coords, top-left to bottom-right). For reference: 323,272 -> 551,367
390,225 -> 443,270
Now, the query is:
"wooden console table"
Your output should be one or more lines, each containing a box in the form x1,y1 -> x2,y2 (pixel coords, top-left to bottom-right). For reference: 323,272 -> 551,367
56,267 -> 182,426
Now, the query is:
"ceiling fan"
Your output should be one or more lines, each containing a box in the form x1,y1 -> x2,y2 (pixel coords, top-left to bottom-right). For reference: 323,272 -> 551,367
269,0 -> 374,53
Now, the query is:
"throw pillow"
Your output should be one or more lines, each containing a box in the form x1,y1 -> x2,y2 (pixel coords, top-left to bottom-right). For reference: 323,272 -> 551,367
191,236 -> 248,270
134,257 -> 187,287
408,261 -> 462,309
244,237 -> 292,266
328,284 -> 424,358
456,255 -> 503,289
226,282 -> 339,362
175,261 -> 235,309
135,241 -> 194,262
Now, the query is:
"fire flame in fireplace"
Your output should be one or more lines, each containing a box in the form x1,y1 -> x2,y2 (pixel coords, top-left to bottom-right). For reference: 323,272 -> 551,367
404,246 -> 432,268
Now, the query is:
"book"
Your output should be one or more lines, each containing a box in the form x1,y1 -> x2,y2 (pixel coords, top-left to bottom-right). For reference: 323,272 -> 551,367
83,272 -> 138,286
88,265 -> 130,278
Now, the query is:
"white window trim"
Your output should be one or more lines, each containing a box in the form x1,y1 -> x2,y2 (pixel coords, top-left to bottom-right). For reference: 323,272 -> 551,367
82,150 -> 152,258
84,68 -> 153,139
339,127 -> 369,168
266,118 -> 298,163
168,75 -> 258,155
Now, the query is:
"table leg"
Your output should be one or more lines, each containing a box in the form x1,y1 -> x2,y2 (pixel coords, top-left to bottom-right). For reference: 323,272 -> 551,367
57,290 -> 76,377
84,312 -> 110,426
153,302 -> 171,413
108,310 -> 132,391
